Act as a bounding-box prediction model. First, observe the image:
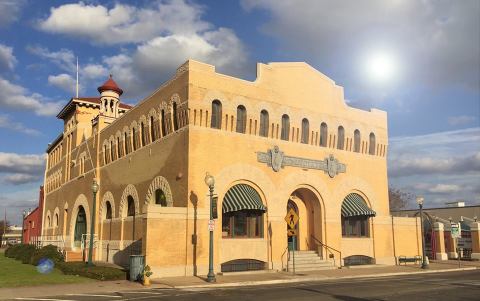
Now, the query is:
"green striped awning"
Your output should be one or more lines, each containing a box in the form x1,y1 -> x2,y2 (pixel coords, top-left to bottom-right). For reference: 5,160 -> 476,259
341,193 -> 376,217
223,184 -> 267,213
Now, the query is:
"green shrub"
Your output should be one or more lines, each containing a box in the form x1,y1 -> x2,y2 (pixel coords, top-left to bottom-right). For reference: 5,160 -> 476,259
4,244 -> 21,258
15,244 -> 37,264
57,262 -> 127,281
31,245 -> 64,265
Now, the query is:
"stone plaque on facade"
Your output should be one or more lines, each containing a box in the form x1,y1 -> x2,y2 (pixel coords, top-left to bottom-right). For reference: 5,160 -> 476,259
257,146 -> 346,178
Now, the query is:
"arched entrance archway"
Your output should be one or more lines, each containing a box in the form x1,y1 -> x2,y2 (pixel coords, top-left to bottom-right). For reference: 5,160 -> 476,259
287,187 -> 323,254
73,206 -> 87,248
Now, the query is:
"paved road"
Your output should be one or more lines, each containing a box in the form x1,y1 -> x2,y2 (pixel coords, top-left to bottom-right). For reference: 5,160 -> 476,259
11,270 -> 480,301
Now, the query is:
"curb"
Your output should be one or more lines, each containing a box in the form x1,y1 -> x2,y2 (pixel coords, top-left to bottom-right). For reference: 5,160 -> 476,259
171,267 -> 478,289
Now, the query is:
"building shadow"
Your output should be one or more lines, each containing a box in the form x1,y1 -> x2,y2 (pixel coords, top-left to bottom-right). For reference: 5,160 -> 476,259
190,191 -> 199,276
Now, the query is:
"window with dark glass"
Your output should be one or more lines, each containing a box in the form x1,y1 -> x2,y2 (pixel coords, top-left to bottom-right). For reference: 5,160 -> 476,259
354,129 -> 361,152
337,126 -> 345,150
301,118 -> 309,144
141,122 -> 146,147
106,201 -> 112,219
124,132 -> 129,155
320,122 -> 328,147
259,110 -> 269,137
110,141 -> 115,161
155,189 -> 167,206
161,109 -> 166,137
173,102 -> 179,131
369,132 -> 376,155
341,216 -> 369,237
211,100 -> 222,129
236,105 -> 247,133
222,210 -> 264,238
281,114 -> 290,141
127,196 -> 135,216
132,128 -> 137,151
150,116 -> 156,142
117,137 -> 121,158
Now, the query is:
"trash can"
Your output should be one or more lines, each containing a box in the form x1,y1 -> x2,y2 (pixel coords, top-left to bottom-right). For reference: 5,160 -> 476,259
129,255 -> 145,281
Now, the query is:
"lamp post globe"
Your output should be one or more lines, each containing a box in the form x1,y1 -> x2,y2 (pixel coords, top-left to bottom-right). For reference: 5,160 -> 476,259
416,196 -> 428,269
205,172 -> 216,282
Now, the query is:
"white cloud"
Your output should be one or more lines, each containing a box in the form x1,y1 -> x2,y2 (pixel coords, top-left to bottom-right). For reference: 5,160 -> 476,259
0,0 -> 25,27
388,127 -> 480,207
27,45 -> 76,72
0,114 -> 41,136
3,173 -> 41,185
0,152 -> 45,175
38,0 -> 210,45
0,43 -> 17,72
242,0 -> 480,100
83,64 -> 108,80
0,77 -> 63,116
48,73 -> 78,94
448,115 -> 477,126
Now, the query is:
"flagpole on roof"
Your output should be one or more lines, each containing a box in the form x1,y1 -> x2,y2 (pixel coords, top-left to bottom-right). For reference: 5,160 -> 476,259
76,57 -> 79,98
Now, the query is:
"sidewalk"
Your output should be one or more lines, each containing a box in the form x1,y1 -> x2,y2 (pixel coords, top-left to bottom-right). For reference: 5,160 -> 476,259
152,260 -> 479,288
1,260 -> 477,300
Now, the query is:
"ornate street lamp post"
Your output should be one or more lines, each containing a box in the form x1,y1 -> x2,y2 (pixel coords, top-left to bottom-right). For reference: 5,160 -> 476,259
204,172 -> 216,282
21,210 -> 27,244
87,179 -> 99,266
416,196 -> 429,269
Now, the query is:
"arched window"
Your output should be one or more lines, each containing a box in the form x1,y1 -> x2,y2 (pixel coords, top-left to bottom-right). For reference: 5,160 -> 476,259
259,110 -> 269,137
47,215 -> 51,227
54,213 -> 59,227
104,145 -> 108,164
140,122 -> 146,147
337,126 -> 345,150
150,116 -> 156,142
341,193 -> 376,237
369,132 -> 376,155
222,184 -> 266,238
211,100 -> 222,129
161,109 -> 166,137
117,137 -> 121,158
320,122 -> 328,147
155,189 -> 167,206
127,196 -> 135,216
301,118 -> 309,144
124,132 -> 129,155
354,129 -> 361,152
105,201 -> 112,219
132,127 -> 137,151
110,140 -> 115,161
281,114 -> 290,141
236,105 -> 247,133
173,102 -> 179,131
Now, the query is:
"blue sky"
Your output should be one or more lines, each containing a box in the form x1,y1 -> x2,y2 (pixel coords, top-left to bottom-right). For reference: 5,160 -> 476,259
0,0 -> 479,224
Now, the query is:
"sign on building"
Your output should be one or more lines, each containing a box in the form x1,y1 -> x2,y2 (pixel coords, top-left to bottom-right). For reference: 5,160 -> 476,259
450,222 -> 461,239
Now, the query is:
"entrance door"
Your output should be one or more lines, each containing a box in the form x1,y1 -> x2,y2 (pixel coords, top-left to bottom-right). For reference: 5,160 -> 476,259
74,206 -> 86,248
287,200 -> 299,251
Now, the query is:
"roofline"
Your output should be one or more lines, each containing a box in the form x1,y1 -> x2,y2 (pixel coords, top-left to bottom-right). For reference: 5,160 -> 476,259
46,133 -> 64,153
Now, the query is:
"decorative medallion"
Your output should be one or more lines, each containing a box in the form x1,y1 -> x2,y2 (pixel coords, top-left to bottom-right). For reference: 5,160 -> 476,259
257,146 -> 346,178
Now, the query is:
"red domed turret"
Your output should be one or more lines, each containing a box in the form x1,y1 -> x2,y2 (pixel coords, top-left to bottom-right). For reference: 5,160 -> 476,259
97,74 -> 123,96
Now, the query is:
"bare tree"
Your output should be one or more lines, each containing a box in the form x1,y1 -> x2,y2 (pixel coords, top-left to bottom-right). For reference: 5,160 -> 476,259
1,219 -> 10,246
389,186 -> 413,211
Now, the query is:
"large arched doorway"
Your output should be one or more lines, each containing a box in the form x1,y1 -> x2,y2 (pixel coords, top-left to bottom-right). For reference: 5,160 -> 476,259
287,188 -> 323,253
74,206 -> 87,248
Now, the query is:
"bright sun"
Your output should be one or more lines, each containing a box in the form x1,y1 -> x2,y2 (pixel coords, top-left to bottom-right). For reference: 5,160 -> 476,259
365,52 -> 397,83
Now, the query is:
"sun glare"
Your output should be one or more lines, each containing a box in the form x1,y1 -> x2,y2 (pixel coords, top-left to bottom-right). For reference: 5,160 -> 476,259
365,52 -> 397,83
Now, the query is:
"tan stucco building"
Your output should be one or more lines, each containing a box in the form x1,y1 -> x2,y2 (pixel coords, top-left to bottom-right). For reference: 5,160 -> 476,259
42,60 -> 422,277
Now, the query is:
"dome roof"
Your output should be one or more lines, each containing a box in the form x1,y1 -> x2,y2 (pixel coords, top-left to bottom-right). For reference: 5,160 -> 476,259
97,75 -> 123,96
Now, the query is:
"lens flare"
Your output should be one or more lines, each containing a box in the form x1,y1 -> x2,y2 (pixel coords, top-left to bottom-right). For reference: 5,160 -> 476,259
37,258 -> 54,274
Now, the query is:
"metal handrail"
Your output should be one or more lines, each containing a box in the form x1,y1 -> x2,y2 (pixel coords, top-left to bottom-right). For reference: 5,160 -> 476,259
311,235 -> 342,268
281,246 -> 290,272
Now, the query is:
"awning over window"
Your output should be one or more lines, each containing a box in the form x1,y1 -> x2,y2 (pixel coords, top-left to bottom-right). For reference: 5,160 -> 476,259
223,184 -> 267,213
341,193 -> 376,217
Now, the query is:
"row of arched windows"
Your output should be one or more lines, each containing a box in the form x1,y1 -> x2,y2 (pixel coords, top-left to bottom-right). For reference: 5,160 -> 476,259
45,170 -> 62,193
102,102 -> 187,165
48,143 -> 63,169
210,100 -> 384,156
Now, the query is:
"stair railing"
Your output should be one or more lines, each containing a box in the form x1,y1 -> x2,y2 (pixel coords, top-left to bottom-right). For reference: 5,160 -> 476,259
281,246 -> 290,272
311,235 -> 342,268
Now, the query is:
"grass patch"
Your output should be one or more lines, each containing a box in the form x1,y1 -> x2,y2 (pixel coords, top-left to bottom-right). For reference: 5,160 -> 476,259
0,254 -> 93,288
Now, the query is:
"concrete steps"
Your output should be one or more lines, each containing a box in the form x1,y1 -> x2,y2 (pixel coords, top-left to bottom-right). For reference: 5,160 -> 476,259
286,250 -> 336,271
